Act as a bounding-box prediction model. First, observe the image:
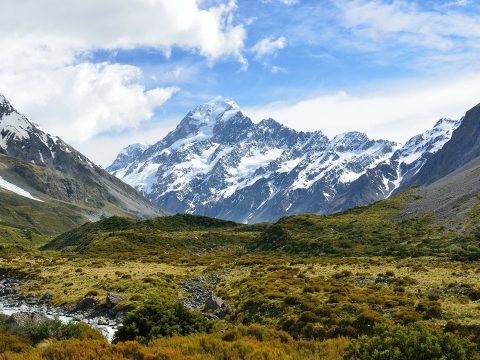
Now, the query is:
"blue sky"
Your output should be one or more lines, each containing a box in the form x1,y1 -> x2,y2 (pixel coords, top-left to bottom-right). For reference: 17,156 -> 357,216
1,0 -> 480,165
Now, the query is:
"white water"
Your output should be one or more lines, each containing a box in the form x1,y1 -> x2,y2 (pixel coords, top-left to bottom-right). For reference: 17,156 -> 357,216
0,301 -> 117,342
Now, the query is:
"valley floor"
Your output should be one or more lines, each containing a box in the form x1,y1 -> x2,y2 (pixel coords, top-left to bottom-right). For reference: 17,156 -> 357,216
1,248 -> 479,359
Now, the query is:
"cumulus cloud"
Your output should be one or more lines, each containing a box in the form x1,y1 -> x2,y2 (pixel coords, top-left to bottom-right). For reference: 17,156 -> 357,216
245,73 -> 480,143
3,63 -> 178,141
0,0 -> 246,62
0,0 -> 245,142
251,36 -> 286,58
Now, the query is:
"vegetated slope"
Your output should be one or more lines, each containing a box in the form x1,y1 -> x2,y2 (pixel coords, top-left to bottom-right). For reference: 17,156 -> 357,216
0,190 -> 86,247
42,191 -> 467,260
253,192 -> 462,257
0,153 -> 157,247
0,94 -> 160,220
394,102 -> 480,231
108,97 -> 458,223
42,214 -> 266,258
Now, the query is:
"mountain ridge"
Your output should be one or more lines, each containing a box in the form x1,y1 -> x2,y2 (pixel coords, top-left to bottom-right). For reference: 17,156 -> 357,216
0,93 -> 162,236
108,97 -> 460,223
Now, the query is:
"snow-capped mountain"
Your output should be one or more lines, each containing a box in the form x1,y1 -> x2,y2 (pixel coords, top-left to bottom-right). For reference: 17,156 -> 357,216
107,143 -> 150,174
0,94 -> 78,167
330,118 -> 461,212
110,97 -> 421,223
0,93 -> 160,218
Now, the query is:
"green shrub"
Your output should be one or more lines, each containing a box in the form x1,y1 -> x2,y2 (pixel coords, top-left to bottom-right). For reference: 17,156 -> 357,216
353,310 -> 383,335
114,298 -> 214,344
344,324 -> 478,360
19,319 -> 105,344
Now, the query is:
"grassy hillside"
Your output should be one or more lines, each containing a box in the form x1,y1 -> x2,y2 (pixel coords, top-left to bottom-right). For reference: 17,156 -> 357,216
42,214 -> 267,260
41,192 -> 480,260
0,190 -> 91,247
253,193 -> 464,257
0,152 -> 162,248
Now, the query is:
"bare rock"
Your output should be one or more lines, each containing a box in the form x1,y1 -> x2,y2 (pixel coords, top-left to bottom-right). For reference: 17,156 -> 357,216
7,312 -> 48,328
106,292 -> 123,309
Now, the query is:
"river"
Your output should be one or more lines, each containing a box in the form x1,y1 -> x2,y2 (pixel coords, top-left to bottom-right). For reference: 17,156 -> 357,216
0,300 -> 117,342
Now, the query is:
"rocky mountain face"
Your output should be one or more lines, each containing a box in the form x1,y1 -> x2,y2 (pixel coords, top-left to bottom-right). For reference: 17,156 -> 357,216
107,143 -> 149,174
331,118 -> 461,211
0,94 -> 160,220
108,97 -> 460,223
404,103 -> 480,187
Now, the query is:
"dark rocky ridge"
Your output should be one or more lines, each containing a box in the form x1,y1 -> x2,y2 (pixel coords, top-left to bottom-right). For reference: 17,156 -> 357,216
405,103 -> 480,187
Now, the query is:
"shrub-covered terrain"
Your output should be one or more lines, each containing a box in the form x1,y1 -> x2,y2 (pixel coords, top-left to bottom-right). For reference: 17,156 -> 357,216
1,196 -> 480,359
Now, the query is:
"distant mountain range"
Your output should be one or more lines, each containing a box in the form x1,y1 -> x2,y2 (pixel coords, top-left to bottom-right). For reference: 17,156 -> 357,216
0,94 -> 161,238
108,97 -> 460,223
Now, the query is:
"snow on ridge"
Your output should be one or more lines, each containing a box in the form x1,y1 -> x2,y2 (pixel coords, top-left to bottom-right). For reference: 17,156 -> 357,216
0,112 -> 32,141
107,96 -> 463,222
0,176 -> 43,202
380,118 -> 461,197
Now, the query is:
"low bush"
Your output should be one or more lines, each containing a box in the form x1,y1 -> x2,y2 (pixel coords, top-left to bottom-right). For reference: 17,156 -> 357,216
344,323 -> 478,360
19,319 -> 105,344
0,332 -> 31,353
114,298 -> 214,343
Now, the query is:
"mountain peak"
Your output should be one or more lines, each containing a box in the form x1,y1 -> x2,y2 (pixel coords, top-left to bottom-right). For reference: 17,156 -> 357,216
0,93 -> 14,112
205,96 -> 239,110
120,143 -> 149,156
188,97 -> 240,123
433,118 -> 458,129
331,131 -> 370,146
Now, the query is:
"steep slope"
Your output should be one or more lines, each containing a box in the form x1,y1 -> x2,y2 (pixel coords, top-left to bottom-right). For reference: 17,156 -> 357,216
403,156 -> 480,231
0,94 -> 160,221
108,97 -> 398,223
331,118 -> 460,211
405,103 -> 480,187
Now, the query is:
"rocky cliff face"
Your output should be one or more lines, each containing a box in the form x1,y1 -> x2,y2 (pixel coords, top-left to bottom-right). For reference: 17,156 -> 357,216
404,103 -> 480,187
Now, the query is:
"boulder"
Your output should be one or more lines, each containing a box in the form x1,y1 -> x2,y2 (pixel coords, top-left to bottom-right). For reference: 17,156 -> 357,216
204,295 -> 224,311
7,312 -> 48,328
76,297 -> 98,311
106,292 -> 123,309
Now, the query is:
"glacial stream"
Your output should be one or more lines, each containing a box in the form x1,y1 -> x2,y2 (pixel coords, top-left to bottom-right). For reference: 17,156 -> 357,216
0,301 -> 118,342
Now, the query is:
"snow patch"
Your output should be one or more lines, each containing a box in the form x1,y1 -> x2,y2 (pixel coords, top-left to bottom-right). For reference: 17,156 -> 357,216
0,176 -> 42,202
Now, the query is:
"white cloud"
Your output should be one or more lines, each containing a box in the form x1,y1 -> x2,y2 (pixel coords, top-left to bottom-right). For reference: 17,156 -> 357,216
271,65 -> 287,73
245,73 -> 480,143
262,0 -> 299,5
4,63 -> 178,142
251,36 -> 286,58
336,0 -> 480,50
71,117 -> 180,167
0,0 -> 246,62
0,0 -> 245,142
